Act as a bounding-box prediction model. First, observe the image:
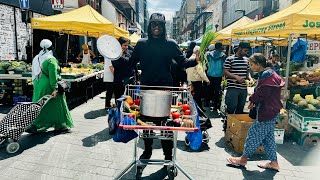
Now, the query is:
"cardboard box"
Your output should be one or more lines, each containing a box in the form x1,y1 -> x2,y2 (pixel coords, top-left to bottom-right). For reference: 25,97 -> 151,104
227,114 -> 254,138
225,130 -> 264,154
290,128 -> 320,146
289,110 -> 320,133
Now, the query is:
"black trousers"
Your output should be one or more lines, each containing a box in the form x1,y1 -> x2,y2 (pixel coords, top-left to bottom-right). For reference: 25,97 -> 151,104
207,76 -> 222,108
192,81 -> 204,111
105,82 -> 125,107
142,119 -> 173,160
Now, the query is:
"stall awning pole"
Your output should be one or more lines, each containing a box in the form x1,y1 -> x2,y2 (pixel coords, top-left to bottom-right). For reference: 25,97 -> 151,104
284,34 -> 293,106
66,34 -> 70,64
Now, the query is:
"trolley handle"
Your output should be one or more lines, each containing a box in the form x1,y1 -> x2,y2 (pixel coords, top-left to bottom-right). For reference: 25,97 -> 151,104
37,95 -> 53,107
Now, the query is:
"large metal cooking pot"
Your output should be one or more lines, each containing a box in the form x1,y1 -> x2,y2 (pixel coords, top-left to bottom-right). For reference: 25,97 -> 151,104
140,90 -> 172,117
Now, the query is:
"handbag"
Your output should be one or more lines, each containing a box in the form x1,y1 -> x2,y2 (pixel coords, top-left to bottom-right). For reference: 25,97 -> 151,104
38,57 -> 71,94
249,106 -> 257,119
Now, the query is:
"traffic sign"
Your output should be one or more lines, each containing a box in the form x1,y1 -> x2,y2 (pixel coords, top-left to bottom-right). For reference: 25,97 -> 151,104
52,0 -> 64,9
19,0 -> 29,9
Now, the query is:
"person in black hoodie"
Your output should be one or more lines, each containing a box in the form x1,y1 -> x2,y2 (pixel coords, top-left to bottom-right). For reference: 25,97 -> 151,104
129,13 -> 199,163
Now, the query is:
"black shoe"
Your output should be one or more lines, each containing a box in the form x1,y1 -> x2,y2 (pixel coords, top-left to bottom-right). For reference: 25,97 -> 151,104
25,125 -> 39,134
54,128 -> 71,134
139,151 -> 152,160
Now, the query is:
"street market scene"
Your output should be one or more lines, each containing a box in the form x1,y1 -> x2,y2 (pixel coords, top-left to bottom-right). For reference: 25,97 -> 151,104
0,0 -> 320,179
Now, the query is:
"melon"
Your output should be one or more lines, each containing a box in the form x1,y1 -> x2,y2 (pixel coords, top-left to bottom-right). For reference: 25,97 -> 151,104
309,99 -> 320,106
293,94 -> 303,104
307,104 -> 317,111
298,100 -> 308,108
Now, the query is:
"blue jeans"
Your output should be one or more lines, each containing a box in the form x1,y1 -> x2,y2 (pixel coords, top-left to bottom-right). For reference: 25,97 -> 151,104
243,115 -> 278,161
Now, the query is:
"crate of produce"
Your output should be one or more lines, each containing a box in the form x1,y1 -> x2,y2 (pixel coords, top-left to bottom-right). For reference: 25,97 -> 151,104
287,95 -> 320,117
288,109 -> 320,133
61,73 -> 84,79
274,128 -> 285,144
290,127 -> 320,146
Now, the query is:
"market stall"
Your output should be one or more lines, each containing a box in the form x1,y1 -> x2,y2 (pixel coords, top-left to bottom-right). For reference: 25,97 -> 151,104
31,5 -> 129,38
231,0 -> 320,146
0,61 -> 105,109
129,33 -> 141,46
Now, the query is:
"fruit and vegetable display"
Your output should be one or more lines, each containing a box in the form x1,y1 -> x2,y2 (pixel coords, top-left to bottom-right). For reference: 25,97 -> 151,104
289,69 -> 320,87
0,61 -> 32,74
292,94 -> 320,111
123,95 -> 195,128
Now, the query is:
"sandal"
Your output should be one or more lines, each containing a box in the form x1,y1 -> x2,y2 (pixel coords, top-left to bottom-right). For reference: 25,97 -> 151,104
226,157 -> 246,167
257,162 -> 280,171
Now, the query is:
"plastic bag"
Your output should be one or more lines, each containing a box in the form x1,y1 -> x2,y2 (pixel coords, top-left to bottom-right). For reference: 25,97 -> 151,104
186,102 -> 203,150
107,107 -> 120,135
113,116 -> 138,143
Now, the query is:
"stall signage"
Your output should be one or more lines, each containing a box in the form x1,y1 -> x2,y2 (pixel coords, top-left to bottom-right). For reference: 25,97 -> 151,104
19,0 -> 29,9
234,22 -> 286,36
52,0 -> 64,9
307,41 -> 320,55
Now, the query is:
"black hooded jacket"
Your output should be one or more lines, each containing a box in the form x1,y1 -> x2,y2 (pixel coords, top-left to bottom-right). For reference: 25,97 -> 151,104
129,38 -> 197,86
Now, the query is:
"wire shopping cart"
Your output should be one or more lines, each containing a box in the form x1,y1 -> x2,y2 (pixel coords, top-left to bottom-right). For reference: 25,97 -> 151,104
114,85 -> 199,180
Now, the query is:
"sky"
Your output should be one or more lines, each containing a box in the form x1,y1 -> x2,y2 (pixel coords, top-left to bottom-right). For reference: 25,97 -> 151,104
147,0 -> 181,21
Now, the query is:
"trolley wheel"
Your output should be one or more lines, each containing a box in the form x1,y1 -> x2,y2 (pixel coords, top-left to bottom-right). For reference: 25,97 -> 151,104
167,166 -> 178,180
185,137 -> 190,146
202,131 -> 210,144
135,166 -> 143,180
6,141 -> 20,154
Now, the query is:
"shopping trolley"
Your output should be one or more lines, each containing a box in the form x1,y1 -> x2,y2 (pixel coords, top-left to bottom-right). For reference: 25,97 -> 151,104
114,85 -> 199,180
0,95 -> 52,153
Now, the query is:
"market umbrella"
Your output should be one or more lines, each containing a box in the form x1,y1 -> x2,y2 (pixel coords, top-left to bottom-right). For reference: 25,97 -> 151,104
231,0 -> 320,103
129,33 -> 141,46
31,5 -> 129,38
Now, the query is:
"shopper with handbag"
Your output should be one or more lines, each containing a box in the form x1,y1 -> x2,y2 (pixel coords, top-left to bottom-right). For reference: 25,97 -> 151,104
226,53 -> 284,171
27,39 -> 73,133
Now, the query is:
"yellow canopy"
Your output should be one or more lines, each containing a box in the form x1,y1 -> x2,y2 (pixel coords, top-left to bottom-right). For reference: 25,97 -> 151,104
215,16 -> 254,41
232,0 -> 320,39
129,33 -> 141,46
31,5 -> 129,38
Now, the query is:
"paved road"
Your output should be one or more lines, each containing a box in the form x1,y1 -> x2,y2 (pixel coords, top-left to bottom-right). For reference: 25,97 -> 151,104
0,94 -> 319,180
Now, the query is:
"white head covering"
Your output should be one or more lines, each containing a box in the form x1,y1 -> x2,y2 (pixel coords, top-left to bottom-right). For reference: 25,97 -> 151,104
208,44 -> 215,51
32,39 -> 54,80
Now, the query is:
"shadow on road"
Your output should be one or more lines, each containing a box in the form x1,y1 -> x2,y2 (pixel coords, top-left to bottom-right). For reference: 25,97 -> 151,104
82,128 -> 112,147
84,109 -> 107,120
0,132 -> 54,160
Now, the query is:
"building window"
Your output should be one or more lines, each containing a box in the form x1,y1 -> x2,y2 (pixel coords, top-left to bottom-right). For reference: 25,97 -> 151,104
206,0 -> 210,4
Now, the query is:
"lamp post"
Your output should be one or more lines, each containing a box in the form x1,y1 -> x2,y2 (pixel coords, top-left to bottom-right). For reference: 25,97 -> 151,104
235,9 -> 246,17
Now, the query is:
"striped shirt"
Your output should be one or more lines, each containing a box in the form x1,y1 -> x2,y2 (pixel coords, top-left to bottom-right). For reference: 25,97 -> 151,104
224,55 -> 249,90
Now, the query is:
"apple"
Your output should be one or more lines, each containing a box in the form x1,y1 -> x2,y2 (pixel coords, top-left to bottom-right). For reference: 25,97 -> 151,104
185,110 -> 191,115
177,102 -> 182,106
129,101 -> 134,106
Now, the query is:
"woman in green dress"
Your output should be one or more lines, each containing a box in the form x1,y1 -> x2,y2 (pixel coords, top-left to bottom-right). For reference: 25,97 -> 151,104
27,39 -> 73,133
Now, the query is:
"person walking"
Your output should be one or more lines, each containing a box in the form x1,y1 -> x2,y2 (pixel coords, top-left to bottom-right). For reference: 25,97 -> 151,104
224,42 -> 253,114
129,13 -> 199,164
27,39 -> 73,133
227,53 -> 284,171
186,46 -> 210,111
206,42 -> 226,110
104,57 -> 114,109
111,37 -> 134,101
